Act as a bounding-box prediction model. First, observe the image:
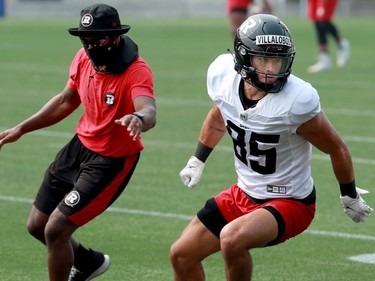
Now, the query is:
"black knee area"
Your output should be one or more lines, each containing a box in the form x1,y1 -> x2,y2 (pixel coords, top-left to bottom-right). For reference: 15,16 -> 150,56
197,198 -> 227,238
263,206 -> 286,246
314,21 -> 339,45
314,21 -> 329,45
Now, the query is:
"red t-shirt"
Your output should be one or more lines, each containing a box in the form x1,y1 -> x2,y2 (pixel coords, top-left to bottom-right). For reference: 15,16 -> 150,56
227,0 -> 253,13
308,0 -> 338,21
67,48 -> 155,157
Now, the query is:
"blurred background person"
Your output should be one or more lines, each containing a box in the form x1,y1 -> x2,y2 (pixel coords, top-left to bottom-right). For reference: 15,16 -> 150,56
227,0 -> 272,37
307,0 -> 350,73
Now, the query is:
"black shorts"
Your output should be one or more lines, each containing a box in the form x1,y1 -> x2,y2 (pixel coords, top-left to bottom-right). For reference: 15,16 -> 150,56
34,134 -> 140,226
197,198 -> 228,238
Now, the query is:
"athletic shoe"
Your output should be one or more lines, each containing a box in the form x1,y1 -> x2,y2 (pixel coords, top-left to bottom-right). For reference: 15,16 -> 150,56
69,249 -> 110,281
307,52 -> 332,73
337,39 -> 350,68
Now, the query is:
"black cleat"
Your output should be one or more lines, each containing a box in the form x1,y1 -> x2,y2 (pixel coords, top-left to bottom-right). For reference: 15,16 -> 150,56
69,249 -> 110,281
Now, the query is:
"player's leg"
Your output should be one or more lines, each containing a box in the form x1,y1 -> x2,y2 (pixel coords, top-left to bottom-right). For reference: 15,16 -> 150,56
29,135 -> 138,280
27,135 -> 80,244
309,0 -> 350,70
318,20 -> 349,67
220,208 -> 278,281
44,208 -> 109,281
220,197 -> 315,280
27,205 -> 50,244
26,166 -> 91,281
65,151 -> 139,281
319,0 -> 350,68
27,177 -> 80,281
307,0 -> 333,72
308,21 -> 332,73
170,216 -> 221,281
44,208 -> 79,281
316,0 -> 339,43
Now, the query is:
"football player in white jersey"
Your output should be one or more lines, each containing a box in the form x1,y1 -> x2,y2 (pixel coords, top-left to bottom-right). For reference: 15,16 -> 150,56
170,14 -> 373,281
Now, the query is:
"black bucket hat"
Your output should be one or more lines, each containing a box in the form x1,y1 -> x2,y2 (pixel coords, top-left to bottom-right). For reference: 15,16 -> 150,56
68,4 -> 131,37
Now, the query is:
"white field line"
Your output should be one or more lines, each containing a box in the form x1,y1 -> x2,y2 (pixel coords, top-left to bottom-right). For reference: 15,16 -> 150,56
0,195 -> 374,242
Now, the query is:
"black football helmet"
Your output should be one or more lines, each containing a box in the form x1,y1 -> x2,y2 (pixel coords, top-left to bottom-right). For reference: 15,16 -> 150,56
234,14 -> 296,94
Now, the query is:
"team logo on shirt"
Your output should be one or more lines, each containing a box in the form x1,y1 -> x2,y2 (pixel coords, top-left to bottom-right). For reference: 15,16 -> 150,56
64,191 -> 80,207
105,93 -> 115,106
240,112 -> 248,121
267,185 -> 287,194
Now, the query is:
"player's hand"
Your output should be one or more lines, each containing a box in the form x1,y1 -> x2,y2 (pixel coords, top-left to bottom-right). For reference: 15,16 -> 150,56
115,114 -> 143,141
179,156 -> 205,188
0,128 -> 23,151
340,187 -> 373,223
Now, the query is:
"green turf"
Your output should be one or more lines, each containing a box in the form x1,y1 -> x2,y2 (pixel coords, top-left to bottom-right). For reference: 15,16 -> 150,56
1,17 -> 375,280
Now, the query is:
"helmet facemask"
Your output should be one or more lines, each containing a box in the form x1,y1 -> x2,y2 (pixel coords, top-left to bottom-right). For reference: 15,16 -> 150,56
233,14 -> 296,94
236,44 -> 295,93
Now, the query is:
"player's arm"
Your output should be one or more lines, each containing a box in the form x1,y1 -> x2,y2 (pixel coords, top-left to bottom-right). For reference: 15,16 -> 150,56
132,95 -> 156,132
196,103 -> 227,160
297,111 -> 373,222
0,86 -> 80,149
114,95 -> 156,141
297,111 -> 354,190
114,63 -> 156,140
179,104 -> 226,188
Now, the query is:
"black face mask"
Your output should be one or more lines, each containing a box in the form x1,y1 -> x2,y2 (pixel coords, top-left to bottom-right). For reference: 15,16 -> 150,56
83,36 -> 139,74
85,40 -> 117,71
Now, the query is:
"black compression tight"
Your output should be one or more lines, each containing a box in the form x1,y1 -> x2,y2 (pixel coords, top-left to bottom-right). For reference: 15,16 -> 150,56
314,20 -> 340,45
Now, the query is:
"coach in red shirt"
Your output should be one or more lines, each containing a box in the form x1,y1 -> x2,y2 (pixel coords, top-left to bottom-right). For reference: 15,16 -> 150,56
0,4 -> 156,281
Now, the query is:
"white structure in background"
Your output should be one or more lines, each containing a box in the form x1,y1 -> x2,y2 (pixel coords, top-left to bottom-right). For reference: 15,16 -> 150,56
3,0 -> 372,19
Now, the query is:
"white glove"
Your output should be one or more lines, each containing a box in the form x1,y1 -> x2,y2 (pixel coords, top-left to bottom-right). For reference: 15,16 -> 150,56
340,187 -> 373,223
179,156 -> 205,188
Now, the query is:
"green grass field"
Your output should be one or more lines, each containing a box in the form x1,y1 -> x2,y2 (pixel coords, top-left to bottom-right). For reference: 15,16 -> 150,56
1,16 -> 375,280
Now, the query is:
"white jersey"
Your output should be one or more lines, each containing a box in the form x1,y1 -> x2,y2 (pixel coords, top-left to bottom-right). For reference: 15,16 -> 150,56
207,54 -> 321,200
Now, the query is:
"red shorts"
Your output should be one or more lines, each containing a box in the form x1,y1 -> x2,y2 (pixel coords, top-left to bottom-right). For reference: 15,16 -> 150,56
214,184 -> 315,245
227,0 -> 253,13
308,0 -> 338,21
